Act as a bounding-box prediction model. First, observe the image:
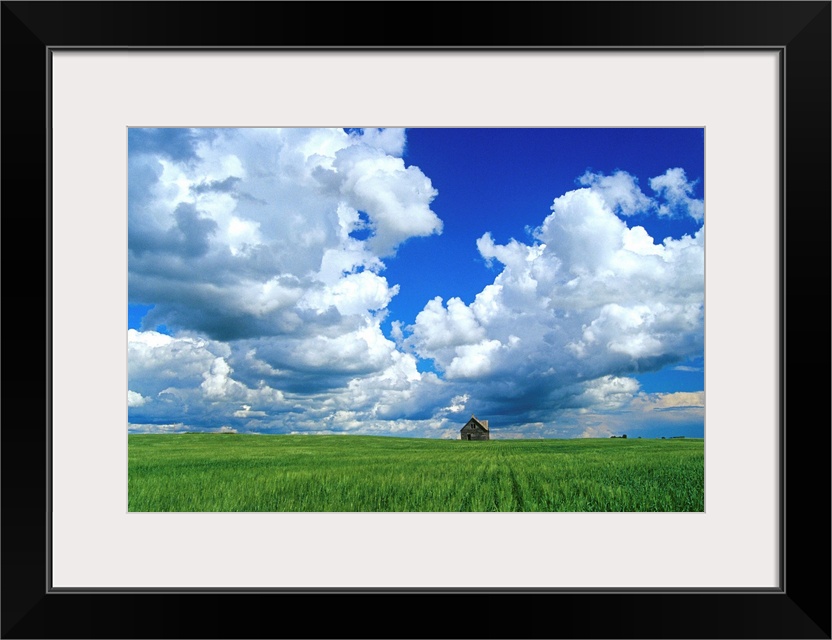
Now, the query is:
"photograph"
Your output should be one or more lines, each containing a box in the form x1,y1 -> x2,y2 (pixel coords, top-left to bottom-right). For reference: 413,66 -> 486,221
2,0 -> 829,636
128,127 -> 705,512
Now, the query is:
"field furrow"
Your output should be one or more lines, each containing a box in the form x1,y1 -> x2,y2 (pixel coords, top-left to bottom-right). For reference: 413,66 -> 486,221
128,434 -> 704,512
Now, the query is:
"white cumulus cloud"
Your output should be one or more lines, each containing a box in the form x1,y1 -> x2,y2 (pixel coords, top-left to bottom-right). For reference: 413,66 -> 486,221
129,128 -> 702,439
127,390 -> 148,407
403,170 -> 703,432
578,170 -> 653,216
649,167 -> 704,221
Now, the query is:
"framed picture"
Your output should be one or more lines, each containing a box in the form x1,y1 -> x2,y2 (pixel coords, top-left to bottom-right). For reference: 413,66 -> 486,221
3,2 -> 829,638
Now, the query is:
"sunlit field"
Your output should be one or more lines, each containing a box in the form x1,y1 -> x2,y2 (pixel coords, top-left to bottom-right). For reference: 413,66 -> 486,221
128,434 -> 704,512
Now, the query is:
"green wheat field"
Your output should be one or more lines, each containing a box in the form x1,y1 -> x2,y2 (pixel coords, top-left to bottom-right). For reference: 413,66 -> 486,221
128,434 -> 704,512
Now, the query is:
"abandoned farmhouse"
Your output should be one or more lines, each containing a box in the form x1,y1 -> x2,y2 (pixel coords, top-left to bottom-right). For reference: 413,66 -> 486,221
460,415 -> 490,440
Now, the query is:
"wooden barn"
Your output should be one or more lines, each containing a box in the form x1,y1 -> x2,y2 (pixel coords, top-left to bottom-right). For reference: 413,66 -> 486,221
460,415 -> 490,440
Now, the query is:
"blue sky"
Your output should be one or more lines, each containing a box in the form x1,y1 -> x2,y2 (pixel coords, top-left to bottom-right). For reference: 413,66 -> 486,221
128,128 -> 704,438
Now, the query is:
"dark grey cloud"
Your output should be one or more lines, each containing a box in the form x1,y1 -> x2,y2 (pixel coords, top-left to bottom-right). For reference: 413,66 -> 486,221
191,176 -> 241,194
128,203 -> 217,258
137,301 -> 309,341
173,203 -> 218,257
128,155 -> 164,211
189,176 -> 268,205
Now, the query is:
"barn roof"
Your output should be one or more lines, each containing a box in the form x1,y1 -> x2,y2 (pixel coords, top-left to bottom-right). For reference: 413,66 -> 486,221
462,415 -> 489,431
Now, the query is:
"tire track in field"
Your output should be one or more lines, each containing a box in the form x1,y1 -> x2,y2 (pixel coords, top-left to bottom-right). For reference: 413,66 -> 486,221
500,445 -> 524,511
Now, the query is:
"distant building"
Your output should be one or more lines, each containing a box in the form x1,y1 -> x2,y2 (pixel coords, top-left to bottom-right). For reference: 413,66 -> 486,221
460,415 -> 490,441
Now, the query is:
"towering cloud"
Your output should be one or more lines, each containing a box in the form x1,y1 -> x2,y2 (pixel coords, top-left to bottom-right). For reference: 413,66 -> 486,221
128,129 -> 704,438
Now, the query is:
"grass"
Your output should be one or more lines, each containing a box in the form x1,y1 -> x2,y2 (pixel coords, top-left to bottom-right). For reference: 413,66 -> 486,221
128,434 -> 704,512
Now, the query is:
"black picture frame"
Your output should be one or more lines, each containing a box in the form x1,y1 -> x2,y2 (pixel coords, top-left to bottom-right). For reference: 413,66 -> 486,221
2,2 -> 829,638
